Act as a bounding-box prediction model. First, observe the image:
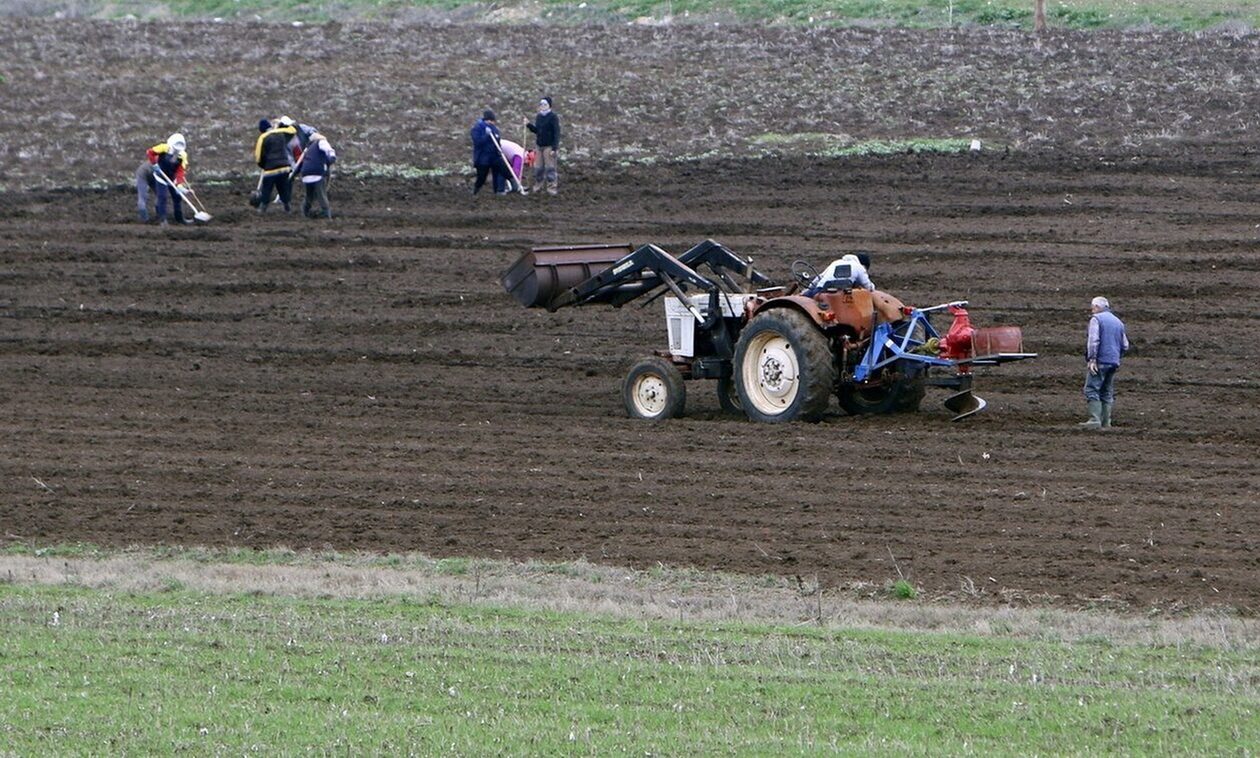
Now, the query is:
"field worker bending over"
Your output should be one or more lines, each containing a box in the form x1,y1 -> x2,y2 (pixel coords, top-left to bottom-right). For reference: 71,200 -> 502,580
500,138 -> 526,187
255,118 -> 298,213
807,253 -> 875,294
1080,296 -> 1130,429
135,132 -> 189,225
299,131 -> 337,219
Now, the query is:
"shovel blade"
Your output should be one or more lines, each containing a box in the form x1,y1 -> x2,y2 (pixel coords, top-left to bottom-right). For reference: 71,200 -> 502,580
194,211 -> 212,223
944,389 -> 987,421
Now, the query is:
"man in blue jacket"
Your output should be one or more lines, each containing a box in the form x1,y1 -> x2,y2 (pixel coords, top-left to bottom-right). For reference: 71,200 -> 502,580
470,110 -> 508,195
1080,296 -> 1130,429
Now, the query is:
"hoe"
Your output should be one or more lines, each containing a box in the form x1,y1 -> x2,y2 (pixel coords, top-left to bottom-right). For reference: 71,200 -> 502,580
502,240 -> 1036,422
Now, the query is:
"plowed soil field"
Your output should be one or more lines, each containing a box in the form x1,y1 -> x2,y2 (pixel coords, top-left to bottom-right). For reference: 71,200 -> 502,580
2,21 -> 1259,612
4,151 -> 1258,612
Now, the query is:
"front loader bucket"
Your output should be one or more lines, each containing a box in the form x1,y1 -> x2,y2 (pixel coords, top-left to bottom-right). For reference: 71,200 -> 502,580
501,243 -> 634,309
944,389 -> 987,421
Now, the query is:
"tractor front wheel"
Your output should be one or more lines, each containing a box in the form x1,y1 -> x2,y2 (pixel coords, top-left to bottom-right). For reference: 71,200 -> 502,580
734,309 -> 835,423
623,356 -> 686,420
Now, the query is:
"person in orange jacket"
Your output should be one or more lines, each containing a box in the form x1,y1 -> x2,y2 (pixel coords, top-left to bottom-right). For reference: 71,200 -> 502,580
134,132 -> 189,224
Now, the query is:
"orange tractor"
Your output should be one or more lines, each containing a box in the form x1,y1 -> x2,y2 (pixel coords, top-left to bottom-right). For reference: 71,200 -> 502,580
502,240 -> 1035,422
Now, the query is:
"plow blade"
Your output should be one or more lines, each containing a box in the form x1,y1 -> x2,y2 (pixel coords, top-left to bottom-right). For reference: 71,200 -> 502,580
944,389 -> 987,421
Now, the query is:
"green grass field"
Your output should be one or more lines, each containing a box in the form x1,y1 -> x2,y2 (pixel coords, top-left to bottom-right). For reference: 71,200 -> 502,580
2,581 -> 1257,753
34,0 -> 1260,29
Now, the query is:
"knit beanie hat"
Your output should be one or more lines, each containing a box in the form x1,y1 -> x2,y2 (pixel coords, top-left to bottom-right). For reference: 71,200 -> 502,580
258,118 -> 271,133
483,109 -> 496,122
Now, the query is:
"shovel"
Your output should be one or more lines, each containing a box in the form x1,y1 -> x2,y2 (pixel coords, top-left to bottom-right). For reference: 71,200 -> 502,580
153,165 -> 212,222
185,186 -> 212,216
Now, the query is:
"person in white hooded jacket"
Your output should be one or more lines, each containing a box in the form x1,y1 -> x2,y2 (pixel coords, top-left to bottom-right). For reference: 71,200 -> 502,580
807,253 -> 875,293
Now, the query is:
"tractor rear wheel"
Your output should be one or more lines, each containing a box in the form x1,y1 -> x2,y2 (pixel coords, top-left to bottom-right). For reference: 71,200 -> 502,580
623,356 -> 686,420
734,309 -> 835,423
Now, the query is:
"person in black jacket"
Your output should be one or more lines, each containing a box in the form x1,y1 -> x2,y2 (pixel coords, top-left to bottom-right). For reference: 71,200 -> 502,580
254,118 -> 298,213
526,96 -> 560,195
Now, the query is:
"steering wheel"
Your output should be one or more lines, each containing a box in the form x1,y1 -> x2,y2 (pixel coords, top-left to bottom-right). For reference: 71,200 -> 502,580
790,260 -> 818,287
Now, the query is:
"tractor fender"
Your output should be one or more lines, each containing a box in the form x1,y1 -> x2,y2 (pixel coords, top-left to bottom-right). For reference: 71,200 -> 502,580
748,291 -> 905,336
746,295 -> 830,328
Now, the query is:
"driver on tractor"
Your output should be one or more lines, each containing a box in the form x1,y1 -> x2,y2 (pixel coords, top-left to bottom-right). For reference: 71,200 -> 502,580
806,253 -> 875,294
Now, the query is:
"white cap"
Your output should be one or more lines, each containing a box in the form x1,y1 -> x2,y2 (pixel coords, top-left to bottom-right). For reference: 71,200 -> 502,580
167,132 -> 186,153
1091,296 -> 1110,310
278,116 -> 295,127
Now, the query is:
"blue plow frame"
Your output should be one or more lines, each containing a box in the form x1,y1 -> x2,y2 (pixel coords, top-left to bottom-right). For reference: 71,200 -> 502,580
854,303 -> 961,382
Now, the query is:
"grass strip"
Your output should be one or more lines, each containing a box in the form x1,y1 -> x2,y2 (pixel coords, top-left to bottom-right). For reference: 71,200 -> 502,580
1,583 -> 1257,753
60,0 -> 1260,30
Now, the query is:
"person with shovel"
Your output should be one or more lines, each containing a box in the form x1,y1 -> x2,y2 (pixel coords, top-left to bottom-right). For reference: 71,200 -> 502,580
298,130 -> 337,219
135,132 -> 189,225
470,110 -> 510,195
526,96 -> 560,196
254,118 -> 298,213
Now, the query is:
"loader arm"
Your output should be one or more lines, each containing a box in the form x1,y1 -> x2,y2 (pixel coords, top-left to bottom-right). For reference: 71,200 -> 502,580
676,239 -> 776,289
547,244 -> 722,319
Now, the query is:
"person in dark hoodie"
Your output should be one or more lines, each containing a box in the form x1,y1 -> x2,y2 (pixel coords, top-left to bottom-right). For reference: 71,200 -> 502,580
525,96 -> 560,195
254,118 -> 298,213
470,110 -> 509,195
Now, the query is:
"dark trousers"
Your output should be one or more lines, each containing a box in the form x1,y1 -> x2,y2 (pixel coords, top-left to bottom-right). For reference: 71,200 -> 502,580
259,171 -> 292,212
302,178 -> 331,218
473,162 -> 508,194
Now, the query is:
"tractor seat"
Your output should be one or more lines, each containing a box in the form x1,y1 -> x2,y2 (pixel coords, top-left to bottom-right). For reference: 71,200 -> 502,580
820,277 -> 854,293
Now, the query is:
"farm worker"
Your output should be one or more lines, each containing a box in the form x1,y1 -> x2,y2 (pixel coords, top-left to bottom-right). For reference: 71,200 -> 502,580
298,131 -> 337,219
1080,296 -> 1129,429
470,110 -> 509,195
134,132 -> 189,225
807,253 -> 875,294
254,118 -> 298,213
500,138 -> 526,184
526,96 -> 560,195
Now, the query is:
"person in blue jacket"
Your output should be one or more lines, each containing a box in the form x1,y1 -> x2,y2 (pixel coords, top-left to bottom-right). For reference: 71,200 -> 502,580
470,110 -> 509,195
1080,296 -> 1130,429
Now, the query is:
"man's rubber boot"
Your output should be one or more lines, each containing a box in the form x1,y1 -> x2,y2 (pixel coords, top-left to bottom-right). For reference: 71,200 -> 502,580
1100,402 -> 1113,429
1078,400 -> 1102,429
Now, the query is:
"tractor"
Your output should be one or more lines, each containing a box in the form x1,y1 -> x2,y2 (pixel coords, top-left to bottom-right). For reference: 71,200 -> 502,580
501,239 -> 1035,422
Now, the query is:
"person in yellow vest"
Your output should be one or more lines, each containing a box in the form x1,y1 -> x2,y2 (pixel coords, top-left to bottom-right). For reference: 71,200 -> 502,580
253,118 -> 298,213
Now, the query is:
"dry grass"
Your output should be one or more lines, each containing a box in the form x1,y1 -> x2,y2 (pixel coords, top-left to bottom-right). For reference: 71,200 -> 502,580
3,550 -> 1255,649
